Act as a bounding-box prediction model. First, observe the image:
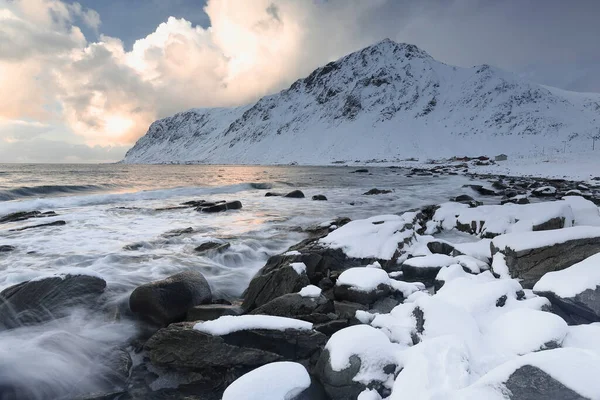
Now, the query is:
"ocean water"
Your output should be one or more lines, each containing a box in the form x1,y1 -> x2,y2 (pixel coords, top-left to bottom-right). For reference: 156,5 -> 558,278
0,163 -> 482,398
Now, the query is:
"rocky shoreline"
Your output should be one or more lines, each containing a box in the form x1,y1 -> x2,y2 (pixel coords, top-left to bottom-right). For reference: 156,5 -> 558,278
1,171 -> 600,399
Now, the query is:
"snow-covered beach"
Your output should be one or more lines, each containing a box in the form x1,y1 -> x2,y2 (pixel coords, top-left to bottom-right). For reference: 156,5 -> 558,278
1,164 -> 600,399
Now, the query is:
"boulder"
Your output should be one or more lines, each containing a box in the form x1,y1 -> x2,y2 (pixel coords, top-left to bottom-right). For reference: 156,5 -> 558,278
186,304 -> 243,322
284,190 -> 305,198
265,192 -> 282,197
199,201 -> 242,213
0,245 -> 15,252
491,227 -> 600,288
504,365 -> 588,399
333,301 -> 368,319
194,241 -> 230,254
145,321 -> 326,371
533,253 -> 600,324
129,271 -> 212,326
162,227 -> 194,238
250,293 -> 334,319
426,240 -> 455,255
0,274 -> 106,330
312,195 -> 328,201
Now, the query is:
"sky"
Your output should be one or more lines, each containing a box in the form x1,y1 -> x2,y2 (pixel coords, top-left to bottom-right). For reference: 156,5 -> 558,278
1,0 -> 599,163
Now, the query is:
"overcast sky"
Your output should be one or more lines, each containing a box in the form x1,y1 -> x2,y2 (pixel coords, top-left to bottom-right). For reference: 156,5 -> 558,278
1,0 -> 599,163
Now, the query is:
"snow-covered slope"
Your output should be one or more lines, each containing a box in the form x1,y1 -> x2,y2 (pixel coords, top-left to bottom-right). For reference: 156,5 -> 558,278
123,39 -> 600,165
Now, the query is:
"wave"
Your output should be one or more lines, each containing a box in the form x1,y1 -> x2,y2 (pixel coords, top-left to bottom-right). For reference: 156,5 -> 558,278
0,185 -> 115,202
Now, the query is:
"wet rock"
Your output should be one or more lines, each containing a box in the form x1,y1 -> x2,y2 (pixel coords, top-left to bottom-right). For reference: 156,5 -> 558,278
312,195 -> 328,201
363,188 -> 392,195
426,240 -> 455,255
10,220 -> 66,232
145,322 -> 327,371
351,169 -> 369,173
464,184 -> 496,196
194,241 -> 230,254
284,190 -> 305,198
162,227 -> 194,238
451,194 -> 475,203
0,245 -> 15,252
0,210 -> 57,224
186,304 -> 243,322
199,201 -> 243,213
265,192 -> 283,197
129,271 -> 212,326
250,293 -> 334,319
0,274 -> 107,330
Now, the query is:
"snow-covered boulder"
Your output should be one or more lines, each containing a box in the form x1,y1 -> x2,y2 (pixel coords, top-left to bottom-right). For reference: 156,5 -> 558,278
533,253 -> 600,324
145,317 -> 326,372
334,267 -> 393,305
402,254 -> 460,282
315,325 -> 399,399
484,309 -> 568,356
491,226 -> 600,288
222,362 -> 327,400
453,348 -> 600,400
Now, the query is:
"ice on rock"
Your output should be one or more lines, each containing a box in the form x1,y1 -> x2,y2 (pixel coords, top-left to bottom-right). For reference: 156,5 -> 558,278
325,325 -> 399,385
290,262 -> 307,275
298,284 -> 322,298
336,267 -> 391,292
320,213 -> 417,260
484,308 -> 568,356
222,361 -> 311,400
533,252 -> 600,298
193,315 -> 312,335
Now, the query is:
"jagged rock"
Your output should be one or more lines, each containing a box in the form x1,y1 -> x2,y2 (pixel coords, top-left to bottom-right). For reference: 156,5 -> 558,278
162,227 -> 194,238
504,365 -> 588,400
186,304 -> 243,322
0,274 -> 106,330
491,227 -> 600,288
284,190 -> 305,198
333,301 -> 368,319
129,271 -> 212,326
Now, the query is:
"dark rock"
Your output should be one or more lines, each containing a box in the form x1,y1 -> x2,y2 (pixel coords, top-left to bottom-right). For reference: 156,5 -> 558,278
426,240 -> 455,255
284,190 -> 305,198
10,220 -> 66,232
464,184 -> 496,196
334,283 -> 391,305
351,169 -> 369,173
371,297 -> 400,314
504,364 -> 587,400
532,187 -> 558,197
0,274 -> 106,330
363,188 -> 392,195
451,194 -> 475,203
312,195 -> 328,201
162,227 -> 193,238
145,322 -> 327,371
492,231 -> 600,289
186,304 -> 243,322
402,264 -> 444,283
334,301 -> 368,319
265,192 -> 283,197
199,201 -> 243,213
0,210 -> 57,224
314,319 -> 350,336
0,245 -> 15,252
535,287 -> 600,325
250,293 -> 334,319
194,241 -> 230,254
501,196 -> 530,205
129,271 -> 212,326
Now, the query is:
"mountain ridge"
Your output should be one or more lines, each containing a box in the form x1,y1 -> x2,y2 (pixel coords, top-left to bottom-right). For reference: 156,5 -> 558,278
123,39 -> 600,164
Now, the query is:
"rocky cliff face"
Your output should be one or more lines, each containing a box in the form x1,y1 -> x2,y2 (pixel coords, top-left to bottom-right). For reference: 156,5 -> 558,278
123,39 -> 600,164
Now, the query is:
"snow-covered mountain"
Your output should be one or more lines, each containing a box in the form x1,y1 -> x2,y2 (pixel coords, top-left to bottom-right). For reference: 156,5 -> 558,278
122,39 -> 600,164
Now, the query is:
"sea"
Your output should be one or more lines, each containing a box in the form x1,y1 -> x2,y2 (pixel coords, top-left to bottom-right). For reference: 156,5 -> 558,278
0,163 -> 483,398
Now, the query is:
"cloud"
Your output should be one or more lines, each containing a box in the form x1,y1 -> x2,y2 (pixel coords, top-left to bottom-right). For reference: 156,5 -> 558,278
1,0 -> 599,155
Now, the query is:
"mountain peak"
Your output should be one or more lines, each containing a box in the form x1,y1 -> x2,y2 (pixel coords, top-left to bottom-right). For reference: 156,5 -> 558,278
363,38 -> 432,60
